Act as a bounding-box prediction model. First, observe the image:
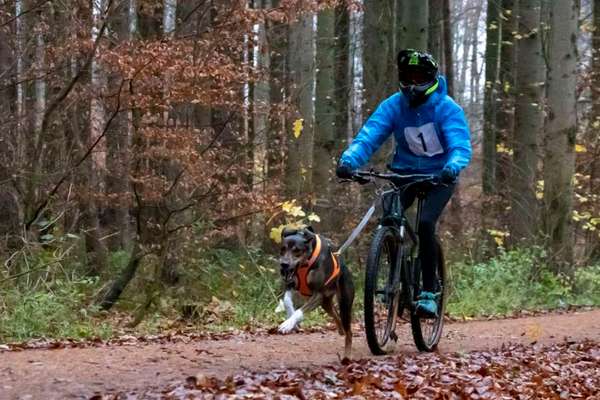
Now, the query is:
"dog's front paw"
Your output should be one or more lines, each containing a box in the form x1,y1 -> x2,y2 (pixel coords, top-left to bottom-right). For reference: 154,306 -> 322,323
278,318 -> 298,334
278,310 -> 303,334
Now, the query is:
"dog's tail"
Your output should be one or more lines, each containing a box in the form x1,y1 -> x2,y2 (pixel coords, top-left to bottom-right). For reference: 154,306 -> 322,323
338,261 -> 355,333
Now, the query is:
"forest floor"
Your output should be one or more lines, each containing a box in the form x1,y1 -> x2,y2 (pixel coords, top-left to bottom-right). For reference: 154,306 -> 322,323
1,309 -> 598,399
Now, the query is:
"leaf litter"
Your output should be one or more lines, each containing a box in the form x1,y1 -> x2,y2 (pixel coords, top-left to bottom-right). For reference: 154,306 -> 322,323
92,339 -> 599,399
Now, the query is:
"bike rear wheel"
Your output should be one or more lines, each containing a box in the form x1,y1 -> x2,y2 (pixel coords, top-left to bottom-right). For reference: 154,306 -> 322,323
364,226 -> 403,355
410,238 -> 446,352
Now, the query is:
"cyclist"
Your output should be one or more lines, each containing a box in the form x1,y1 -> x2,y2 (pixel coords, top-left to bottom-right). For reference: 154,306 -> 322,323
336,49 -> 472,318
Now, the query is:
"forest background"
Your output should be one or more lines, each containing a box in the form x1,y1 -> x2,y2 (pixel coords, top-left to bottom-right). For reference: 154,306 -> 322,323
0,0 -> 599,342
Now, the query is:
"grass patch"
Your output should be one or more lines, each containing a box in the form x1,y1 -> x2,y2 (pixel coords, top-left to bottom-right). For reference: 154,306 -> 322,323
447,248 -> 600,317
0,278 -> 113,342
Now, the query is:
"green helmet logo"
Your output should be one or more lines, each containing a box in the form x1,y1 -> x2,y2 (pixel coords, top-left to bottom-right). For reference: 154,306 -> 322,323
409,52 -> 420,65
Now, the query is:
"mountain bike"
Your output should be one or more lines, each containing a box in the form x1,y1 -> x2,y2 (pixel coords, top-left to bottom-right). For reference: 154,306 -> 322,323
352,170 -> 446,354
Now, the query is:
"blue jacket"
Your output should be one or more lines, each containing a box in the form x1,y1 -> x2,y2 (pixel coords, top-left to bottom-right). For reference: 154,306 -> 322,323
340,76 -> 472,175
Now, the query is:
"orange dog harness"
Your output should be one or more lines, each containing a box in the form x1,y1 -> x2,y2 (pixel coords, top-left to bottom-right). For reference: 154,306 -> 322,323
295,235 -> 341,297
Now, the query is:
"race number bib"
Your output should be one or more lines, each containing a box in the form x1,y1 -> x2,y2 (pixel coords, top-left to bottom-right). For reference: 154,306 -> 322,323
404,123 -> 444,157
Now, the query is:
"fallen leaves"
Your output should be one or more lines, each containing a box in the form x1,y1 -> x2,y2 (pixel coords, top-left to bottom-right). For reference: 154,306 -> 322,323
93,339 -> 600,399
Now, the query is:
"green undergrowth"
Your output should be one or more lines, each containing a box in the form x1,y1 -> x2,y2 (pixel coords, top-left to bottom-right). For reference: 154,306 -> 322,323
447,248 -> 600,317
0,278 -> 113,342
1,245 -> 598,343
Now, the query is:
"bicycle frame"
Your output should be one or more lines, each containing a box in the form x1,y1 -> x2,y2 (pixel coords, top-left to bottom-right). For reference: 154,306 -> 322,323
353,170 -> 447,353
372,176 -> 439,311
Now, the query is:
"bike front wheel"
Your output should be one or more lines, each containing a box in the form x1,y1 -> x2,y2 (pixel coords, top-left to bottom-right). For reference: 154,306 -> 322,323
410,238 -> 446,352
364,226 -> 404,355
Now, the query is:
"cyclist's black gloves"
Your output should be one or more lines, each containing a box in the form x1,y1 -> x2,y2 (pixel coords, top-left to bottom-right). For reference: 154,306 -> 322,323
336,161 -> 354,180
439,166 -> 457,184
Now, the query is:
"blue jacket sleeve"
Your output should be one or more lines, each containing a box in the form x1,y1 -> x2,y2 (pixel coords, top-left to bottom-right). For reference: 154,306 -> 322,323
340,97 -> 396,170
439,103 -> 472,174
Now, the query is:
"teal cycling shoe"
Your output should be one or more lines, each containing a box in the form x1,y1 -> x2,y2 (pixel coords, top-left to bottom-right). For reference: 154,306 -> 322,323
415,291 -> 438,319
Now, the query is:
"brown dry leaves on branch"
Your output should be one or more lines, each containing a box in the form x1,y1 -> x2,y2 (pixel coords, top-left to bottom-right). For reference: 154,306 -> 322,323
92,340 -> 599,399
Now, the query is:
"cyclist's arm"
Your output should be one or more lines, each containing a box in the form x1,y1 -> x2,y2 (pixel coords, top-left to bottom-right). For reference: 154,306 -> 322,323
439,102 -> 472,175
340,96 -> 397,170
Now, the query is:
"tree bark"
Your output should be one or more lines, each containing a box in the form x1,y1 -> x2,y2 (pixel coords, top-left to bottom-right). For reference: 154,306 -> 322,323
589,0 -> 600,258
364,0 -> 393,116
348,3 -> 364,137
483,0 -> 501,194
313,7 -> 337,231
511,0 -> 544,242
398,0 -> 429,51
285,12 -> 315,198
250,0 -> 271,244
442,0 -> 454,96
429,0 -> 444,63
543,0 -> 578,271
497,0 -> 518,190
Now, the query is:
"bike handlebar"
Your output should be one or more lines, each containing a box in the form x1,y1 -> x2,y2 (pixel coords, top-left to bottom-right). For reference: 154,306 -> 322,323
351,170 -> 441,187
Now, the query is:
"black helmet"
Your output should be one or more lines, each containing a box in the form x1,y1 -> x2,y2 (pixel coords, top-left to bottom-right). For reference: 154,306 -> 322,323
397,49 -> 439,107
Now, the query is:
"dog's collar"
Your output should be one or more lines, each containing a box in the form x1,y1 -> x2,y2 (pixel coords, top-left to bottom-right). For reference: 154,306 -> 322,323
305,235 -> 322,269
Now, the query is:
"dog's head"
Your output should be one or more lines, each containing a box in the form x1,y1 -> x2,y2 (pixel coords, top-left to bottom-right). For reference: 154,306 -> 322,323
279,226 -> 317,286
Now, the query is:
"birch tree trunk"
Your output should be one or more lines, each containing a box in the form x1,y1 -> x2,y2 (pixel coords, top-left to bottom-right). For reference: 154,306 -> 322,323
348,3 -> 364,137
468,3 -> 482,113
543,0 -> 579,271
511,0 -> 544,242
34,19 -> 46,139
163,0 -> 177,37
15,0 -> 24,165
285,13 -> 315,197
458,1 -> 472,106
91,0 -> 107,171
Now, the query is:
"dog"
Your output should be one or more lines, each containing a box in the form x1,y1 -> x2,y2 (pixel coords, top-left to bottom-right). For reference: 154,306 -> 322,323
277,226 -> 355,359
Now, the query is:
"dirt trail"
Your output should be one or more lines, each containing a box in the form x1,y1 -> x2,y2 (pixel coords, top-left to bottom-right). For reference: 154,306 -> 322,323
1,309 -> 598,400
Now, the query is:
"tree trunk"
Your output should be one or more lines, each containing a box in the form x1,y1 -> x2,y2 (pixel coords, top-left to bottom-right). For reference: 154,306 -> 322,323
163,0 -> 177,37
398,0 -> 429,51
483,0 -> 501,194
497,0 -> 518,190
250,0 -> 271,244
364,0 -> 393,116
457,1 -> 472,106
442,0 -> 454,96
429,0 -> 444,63
468,3 -> 482,113
267,0 -> 286,181
314,7 -> 337,232
15,0 -> 25,167
82,0 -> 109,275
363,0 -> 393,170
511,0 -> 544,242
589,0 -> 600,258
285,12 -> 315,198
543,0 -> 578,271
348,3 -> 364,137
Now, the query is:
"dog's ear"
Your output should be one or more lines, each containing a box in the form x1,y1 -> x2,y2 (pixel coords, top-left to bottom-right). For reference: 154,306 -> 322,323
301,227 -> 316,242
281,227 -> 299,240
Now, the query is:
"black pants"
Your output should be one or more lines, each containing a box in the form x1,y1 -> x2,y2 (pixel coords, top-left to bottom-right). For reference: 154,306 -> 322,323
400,182 -> 455,292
